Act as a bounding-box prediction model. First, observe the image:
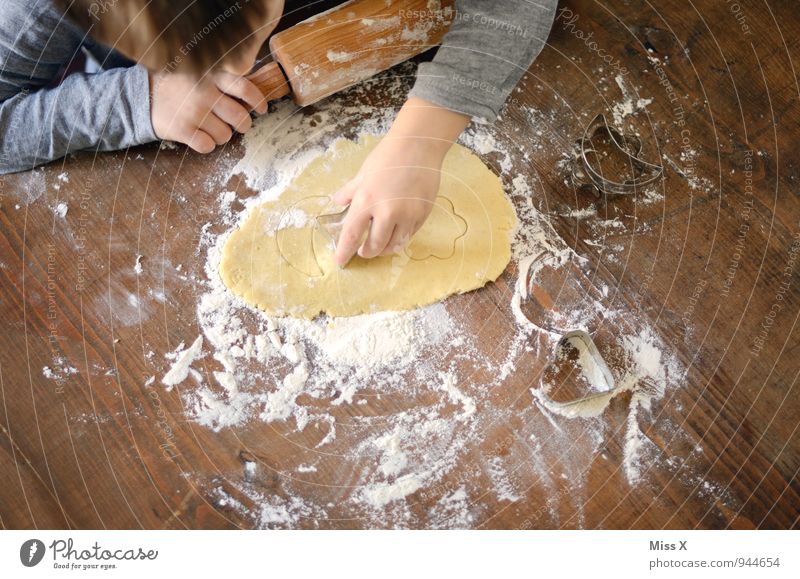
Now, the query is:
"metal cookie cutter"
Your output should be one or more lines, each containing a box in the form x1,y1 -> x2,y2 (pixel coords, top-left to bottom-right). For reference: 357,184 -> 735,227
316,201 -> 368,269
516,254 -> 621,411
539,329 -> 618,413
315,201 -> 349,244
571,113 -> 664,195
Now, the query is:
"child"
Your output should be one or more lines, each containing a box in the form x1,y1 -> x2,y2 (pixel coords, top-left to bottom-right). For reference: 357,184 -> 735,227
0,0 -> 556,265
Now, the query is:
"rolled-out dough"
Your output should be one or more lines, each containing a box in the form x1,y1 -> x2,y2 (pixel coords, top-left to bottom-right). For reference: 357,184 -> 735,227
220,135 -> 517,319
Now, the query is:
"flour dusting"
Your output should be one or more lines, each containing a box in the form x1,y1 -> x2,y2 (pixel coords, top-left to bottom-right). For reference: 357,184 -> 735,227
162,335 -> 204,389
157,63 -> 693,528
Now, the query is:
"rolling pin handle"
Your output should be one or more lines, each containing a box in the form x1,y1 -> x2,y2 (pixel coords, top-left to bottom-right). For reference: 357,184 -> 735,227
246,60 -> 291,102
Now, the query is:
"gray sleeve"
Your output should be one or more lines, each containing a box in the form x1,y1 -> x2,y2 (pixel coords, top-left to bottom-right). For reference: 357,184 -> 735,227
0,0 -> 156,175
408,0 -> 558,121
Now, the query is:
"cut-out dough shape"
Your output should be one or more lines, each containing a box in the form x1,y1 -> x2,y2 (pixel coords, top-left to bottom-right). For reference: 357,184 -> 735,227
220,135 -> 517,319
275,196 -> 331,277
404,196 -> 468,261
278,194 -> 468,274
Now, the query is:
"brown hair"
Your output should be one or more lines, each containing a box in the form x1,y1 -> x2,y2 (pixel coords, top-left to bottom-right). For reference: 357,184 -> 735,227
54,0 -> 274,73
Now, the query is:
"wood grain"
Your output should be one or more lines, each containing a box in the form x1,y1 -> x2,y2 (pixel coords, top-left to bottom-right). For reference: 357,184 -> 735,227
0,0 -> 797,529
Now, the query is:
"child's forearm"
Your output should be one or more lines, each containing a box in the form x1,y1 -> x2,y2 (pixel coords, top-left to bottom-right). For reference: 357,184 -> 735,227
407,0 -> 558,122
0,0 -> 157,174
0,66 -> 156,175
386,97 -> 470,161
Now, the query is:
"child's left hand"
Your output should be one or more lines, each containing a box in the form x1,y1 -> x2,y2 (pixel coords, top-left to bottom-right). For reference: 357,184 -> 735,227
333,97 -> 470,266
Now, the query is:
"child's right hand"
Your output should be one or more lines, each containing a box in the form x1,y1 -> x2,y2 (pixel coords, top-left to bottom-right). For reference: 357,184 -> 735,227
149,70 -> 267,153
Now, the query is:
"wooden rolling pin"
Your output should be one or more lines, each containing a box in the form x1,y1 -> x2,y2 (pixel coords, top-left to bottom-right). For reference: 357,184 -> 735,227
247,0 -> 455,106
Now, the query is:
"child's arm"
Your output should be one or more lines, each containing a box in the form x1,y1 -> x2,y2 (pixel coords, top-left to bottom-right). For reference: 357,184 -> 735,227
0,1 -> 157,174
334,0 -> 558,266
0,1 -> 266,175
407,0 -> 559,123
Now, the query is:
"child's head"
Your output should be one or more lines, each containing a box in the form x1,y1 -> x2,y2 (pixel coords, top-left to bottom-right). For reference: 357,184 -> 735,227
55,0 -> 285,76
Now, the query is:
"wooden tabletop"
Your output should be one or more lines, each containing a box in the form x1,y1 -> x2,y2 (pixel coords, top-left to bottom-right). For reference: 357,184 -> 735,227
1,0 -> 798,529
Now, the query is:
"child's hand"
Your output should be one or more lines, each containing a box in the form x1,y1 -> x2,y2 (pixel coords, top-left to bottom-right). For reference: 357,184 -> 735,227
332,137 -> 443,264
333,97 -> 470,267
149,70 -> 267,153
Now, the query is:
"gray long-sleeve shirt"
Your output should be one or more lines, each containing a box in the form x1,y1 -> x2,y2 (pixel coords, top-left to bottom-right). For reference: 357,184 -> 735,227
0,0 -> 556,175
0,0 -> 156,174
409,0 -> 558,121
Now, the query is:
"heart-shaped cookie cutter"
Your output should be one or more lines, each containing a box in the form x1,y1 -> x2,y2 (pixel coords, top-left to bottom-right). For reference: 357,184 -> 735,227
540,329 -> 617,411
516,253 -> 621,410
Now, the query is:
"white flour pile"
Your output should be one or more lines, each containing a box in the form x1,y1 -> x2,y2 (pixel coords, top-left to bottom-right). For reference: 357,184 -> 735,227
155,64 -> 691,528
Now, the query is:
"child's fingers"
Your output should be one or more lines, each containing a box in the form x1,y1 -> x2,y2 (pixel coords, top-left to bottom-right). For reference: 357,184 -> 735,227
332,179 -> 358,206
379,226 -> 412,256
358,217 -> 395,259
216,73 -> 267,113
213,96 -> 252,134
334,206 -> 372,266
200,115 -> 234,146
238,78 -> 269,114
186,130 -> 216,154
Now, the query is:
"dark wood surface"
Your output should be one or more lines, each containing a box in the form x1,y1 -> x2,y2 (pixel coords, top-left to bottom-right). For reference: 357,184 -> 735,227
1,0 -> 798,529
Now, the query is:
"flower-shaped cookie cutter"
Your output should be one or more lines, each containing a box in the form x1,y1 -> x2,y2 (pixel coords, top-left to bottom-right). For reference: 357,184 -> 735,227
315,196 -> 468,263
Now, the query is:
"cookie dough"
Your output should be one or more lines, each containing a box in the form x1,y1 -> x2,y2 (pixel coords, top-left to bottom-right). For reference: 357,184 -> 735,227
221,135 -> 517,319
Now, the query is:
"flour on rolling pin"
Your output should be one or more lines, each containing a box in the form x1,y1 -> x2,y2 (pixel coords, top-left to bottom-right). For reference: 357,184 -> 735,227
248,0 -> 455,106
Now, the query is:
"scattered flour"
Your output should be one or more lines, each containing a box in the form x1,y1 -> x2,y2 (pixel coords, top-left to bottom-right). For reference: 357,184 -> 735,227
270,207 -> 311,231
326,49 -> 355,63
162,336 -> 204,389
54,202 -> 68,218
429,486 -> 475,529
487,457 -> 522,502
439,371 -> 476,419
612,74 -> 653,125
42,356 -> 79,382
165,62 -> 690,528
361,15 -> 400,30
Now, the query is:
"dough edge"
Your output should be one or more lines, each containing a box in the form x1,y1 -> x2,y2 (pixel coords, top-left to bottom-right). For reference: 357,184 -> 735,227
220,135 -> 518,319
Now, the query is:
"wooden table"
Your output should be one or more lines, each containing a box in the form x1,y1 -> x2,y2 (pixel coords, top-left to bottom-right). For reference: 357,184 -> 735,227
1,0 -> 797,529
